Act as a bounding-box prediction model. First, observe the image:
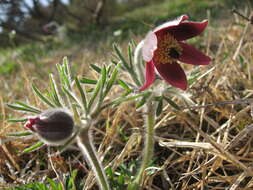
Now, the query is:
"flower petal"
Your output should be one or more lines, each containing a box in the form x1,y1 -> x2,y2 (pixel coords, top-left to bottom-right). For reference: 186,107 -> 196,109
155,62 -> 187,90
139,60 -> 155,91
154,15 -> 189,34
168,20 -> 208,41
142,31 -> 158,62
178,42 -> 211,65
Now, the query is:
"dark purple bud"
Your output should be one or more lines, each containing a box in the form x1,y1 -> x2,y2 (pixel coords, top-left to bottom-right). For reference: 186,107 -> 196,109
24,109 -> 74,145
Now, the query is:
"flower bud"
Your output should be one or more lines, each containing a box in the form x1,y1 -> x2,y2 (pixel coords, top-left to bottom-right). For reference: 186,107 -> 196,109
24,109 -> 74,145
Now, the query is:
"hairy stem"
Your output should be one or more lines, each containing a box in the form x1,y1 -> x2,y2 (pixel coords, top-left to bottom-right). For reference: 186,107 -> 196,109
77,127 -> 110,190
128,101 -> 155,190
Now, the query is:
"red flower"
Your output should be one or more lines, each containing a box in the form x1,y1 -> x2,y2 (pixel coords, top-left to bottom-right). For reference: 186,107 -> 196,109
140,15 -> 211,91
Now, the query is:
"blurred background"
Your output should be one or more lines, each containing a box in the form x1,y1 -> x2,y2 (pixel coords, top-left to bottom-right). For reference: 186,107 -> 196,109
0,0 -> 251,47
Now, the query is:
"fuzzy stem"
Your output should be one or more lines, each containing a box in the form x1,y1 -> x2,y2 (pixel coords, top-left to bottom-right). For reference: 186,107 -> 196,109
128,102 -> 155,190
77,127 -> 110,190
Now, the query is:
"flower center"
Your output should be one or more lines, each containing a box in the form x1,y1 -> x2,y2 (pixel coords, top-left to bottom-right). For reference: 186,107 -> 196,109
154,33 -> 182,64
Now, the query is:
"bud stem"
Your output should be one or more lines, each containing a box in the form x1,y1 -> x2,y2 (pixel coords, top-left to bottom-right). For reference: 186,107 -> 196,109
77,127 -> 110,190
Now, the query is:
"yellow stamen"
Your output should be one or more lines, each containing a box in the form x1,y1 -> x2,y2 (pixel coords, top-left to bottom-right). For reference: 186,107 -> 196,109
154,33 -> 182,64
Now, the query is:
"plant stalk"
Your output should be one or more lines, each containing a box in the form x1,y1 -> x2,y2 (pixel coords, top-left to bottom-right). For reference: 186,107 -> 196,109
77,126 -> 110,190
128,101 -> 155,190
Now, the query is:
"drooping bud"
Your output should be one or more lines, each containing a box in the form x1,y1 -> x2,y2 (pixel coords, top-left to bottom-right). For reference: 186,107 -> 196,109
24,109 -> 74,146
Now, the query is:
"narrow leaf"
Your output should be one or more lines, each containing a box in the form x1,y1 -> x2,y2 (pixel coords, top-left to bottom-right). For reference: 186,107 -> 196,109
7,118 -> 27,123
106,91 -> 151,107
113,43 -> 130,71
75,77 -> 88,112
104,63 -> 120,97
163,96 -> 181,110
117,79 -> 131,91
100,66 -> 107,88
62,86 -> 81,107
88,77 -> 102,111
7,131 -> 32,137
156,97 -> 163,116
136,96 -> 147,109
128,43 -> 133,69
49,74 -> 63,107
15,101 -> 41,114
23,141 -> 44,153
80,78 -> 97,85
90,64 -> 101,73
32,84 -> 55,108
7,104 -> 40,114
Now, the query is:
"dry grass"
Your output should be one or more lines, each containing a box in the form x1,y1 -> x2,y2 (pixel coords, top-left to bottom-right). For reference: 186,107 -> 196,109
1,13 -> 253,190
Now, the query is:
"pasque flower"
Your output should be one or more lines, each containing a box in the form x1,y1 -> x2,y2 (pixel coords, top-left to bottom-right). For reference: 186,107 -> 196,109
24,109 -> 74,145
140,15 -> 211,91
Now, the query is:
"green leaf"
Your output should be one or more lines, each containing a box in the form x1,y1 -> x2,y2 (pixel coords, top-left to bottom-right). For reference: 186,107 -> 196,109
75,77 -> 88,112
57,63 -> 71,90
67,170 -> 77,190
49,74 -> 63,107
15,101 -> 41,113
163,96 -> 181,110
128,43 -> 133,69
7,131 -> 32,137
98,66 -> 108,104
23,141 -> 44,153
63,57 -> 71,78
117,79 -> 131,91
88,76 -> 102,111
32,84 -> 56,108
80,78 -> 97,85
156,97 -> 163,116
7,103 -> 40,114
118,175 -> 124,186
62,86 -> 81,107
107,91 -> 151,107
104,63 -> 120,97
47,178 -> 58,190
100,66 -> 107,88
113,43 -> 130,71
7,118 -> 27,123
187,69 -> 200,86
90,64 -> 101,73
136,96 -> 147,109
